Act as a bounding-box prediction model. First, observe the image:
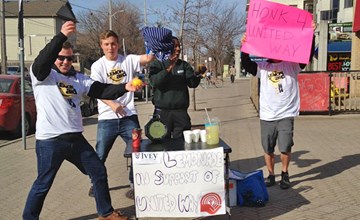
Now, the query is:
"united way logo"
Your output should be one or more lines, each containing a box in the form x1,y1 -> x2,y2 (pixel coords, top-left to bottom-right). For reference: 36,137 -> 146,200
200,192 -> 222,214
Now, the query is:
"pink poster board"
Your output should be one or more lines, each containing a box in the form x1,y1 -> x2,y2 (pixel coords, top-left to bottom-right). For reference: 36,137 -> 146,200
241,0 -> 313,64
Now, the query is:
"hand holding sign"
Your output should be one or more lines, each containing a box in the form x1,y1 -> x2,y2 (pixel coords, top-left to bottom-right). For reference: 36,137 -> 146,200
241,0 -> 314,64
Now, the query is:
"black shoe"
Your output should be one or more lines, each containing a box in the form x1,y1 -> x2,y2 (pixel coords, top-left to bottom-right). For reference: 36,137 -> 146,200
125,189 -> 134,200
280,172 -> 291,189
88,186 -> 94,197
265,175 -> 275,187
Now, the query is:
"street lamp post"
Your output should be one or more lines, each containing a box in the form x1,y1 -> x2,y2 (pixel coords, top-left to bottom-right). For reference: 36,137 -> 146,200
109,0 -> 112,30
108,0 -> 124,30
208,57 -> 212,74
107,0 -> 125,55
1,0 -> 7,74
109,10 -> 125,30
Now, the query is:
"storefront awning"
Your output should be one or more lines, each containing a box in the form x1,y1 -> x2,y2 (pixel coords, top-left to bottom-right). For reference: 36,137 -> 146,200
328,41 -> 352,53
314,41 -> 351,58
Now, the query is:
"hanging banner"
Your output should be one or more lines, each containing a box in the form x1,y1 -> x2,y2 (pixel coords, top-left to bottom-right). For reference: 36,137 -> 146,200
241,0 -> 314,64
354,0 -> 360,32
132,147 -> 225,218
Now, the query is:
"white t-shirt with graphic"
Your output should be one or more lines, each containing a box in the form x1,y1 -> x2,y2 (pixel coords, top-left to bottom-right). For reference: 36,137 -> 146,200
30,68 -> 94,139
91,54 -> 141,120
256,61 -> 302,121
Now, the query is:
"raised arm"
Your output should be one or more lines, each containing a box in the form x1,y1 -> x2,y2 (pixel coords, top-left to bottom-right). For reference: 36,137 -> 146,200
299,21 -> 317,69
31,21 -> 76,81
240,34 -> 258,76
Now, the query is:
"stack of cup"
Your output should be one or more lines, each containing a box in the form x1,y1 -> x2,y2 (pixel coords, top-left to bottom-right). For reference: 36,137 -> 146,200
183,129 -> 206,144
200,129 -> 207,142
183,130 -> 193,144
192,129 -> 201,143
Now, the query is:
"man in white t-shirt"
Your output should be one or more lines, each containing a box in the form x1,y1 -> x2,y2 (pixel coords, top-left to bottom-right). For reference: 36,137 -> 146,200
90,30 -> 155,198
23,21 -> 141,220
240,29 -> 315,190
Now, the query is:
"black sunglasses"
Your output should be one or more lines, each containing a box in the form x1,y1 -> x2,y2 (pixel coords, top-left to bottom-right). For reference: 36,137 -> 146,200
57,55 -> 74,61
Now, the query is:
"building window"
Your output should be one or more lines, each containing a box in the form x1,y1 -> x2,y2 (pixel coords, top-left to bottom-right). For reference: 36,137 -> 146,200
330,0 -> 339,22
304,1 -> 313,13
344,0 -> 353,8
331,0 -> 340,10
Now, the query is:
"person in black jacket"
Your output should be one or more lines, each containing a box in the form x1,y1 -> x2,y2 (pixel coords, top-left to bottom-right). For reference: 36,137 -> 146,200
22,21 -> 138,220
149,36 -> 204,139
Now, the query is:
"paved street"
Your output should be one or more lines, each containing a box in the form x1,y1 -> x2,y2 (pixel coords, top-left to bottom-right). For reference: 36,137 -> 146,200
1,78 -> 360,220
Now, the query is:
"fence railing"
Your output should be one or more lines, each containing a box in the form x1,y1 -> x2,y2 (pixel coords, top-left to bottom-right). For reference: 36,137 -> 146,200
330,71 -> 360,113
250,71 -> 360,115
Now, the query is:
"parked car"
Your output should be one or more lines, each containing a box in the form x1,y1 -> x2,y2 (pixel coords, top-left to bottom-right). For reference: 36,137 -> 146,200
75,71 -> 98,117
0,75 -> 36,136
80,96 -> 97,117
134,72 -> 152,101
7,66 -> 29,77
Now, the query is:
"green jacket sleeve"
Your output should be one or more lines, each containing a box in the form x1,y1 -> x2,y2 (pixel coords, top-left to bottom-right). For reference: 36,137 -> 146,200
184,61 -> 200,88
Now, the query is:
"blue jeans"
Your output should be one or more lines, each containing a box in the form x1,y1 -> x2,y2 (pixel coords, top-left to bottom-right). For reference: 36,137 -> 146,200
96,115 -> 140,182
23,134 -> 114,220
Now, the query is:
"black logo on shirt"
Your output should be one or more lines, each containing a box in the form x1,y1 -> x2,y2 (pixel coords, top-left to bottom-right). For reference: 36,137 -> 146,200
57,82 -> 77,108
268,71 -> 285,93
107,69 -> 127,84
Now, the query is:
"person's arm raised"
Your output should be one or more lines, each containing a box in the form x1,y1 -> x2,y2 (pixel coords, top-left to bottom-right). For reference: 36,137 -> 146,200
240,34 -> 258,76
299,21 -> 317,69
32,21 -> 76,81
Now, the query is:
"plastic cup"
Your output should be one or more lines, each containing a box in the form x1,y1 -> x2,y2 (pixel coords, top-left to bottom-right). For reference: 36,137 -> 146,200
183,130 -> 193,144
200,129 -> 207,142
205,117 -> 219,145
192,129 -> 201,143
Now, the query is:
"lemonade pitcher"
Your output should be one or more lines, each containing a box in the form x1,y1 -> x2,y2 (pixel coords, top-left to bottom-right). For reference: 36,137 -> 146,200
205,117 -> 219,145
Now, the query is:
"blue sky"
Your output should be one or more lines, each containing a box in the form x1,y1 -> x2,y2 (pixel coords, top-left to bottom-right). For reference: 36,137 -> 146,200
69,0 -> 247,26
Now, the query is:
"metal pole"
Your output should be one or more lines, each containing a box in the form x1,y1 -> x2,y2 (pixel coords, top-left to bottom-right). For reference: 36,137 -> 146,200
20,39 -> 26,149
1,0 -> 7,74
122,38 -> 126,56
319,20 -> 328,71
109,0 -> 112,30
144,0 -> 147,26
144,0 -> 149,103
18,0 -> 26,149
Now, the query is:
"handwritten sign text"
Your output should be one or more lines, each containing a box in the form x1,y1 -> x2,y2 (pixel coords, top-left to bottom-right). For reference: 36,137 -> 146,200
132,147 -> 225,218
241,0 -> 313,63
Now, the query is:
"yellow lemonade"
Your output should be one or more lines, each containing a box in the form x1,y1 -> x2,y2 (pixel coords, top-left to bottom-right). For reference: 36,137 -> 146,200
205,124 -> 219,145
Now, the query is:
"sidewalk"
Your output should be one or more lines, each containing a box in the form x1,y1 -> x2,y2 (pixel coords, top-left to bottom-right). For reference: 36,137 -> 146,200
1,78 -> 360,219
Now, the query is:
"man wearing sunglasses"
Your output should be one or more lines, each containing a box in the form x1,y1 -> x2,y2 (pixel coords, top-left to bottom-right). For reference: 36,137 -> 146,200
22,21 -> 141,220
57,55 -> 74,61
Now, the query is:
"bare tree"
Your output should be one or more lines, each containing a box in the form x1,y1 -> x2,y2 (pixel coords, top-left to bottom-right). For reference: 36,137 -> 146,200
76,1 -> 144,71
201,2 -> 245,77
183,0 -> 212,67
168,0 -> 245,111
166,0 -> 210,111
182,0 -> 212,111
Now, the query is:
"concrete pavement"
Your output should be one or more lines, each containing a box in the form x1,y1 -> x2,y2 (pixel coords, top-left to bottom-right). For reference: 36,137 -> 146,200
1,78 -> 360,220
